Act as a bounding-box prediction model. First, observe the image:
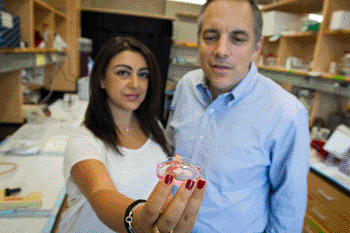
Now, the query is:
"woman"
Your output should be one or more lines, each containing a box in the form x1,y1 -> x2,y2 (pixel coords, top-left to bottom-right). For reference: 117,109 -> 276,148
57,36 -> 206,233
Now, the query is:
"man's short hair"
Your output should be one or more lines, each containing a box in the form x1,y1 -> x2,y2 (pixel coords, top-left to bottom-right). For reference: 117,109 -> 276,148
197,0 -> 263,46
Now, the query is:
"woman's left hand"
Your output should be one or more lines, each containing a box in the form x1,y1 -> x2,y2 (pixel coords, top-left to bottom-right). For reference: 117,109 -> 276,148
132,176 -> 207,233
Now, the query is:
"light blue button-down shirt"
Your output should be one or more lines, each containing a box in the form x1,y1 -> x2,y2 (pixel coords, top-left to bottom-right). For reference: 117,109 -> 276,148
167,63 -> 310,233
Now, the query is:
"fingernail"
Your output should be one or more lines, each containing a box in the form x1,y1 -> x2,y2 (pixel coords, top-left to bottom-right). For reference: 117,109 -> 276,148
185,179 -> 195,190
164,174 -> 173,185
197,180 -> 206,189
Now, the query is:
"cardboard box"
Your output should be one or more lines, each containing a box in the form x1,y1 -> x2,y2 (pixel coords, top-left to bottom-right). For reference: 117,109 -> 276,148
330,11 -> 350,30
0,10 -> 21,48
262,11 -> 302,36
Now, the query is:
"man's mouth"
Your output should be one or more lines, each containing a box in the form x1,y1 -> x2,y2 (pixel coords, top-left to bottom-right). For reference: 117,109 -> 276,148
212,65 -> 231,69
211,64 -> 233,71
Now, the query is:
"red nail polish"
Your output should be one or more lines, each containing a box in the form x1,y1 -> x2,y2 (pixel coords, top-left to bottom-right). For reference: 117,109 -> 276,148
185,180 -> 195,190
164,174 -> 173,185
197,180 -> 206,189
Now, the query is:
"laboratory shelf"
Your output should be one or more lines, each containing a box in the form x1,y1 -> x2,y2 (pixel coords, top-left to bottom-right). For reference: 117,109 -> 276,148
0,49 -> 65,74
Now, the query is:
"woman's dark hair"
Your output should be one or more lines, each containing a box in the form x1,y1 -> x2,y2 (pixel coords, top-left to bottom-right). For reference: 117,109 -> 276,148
84,36 -> 171,156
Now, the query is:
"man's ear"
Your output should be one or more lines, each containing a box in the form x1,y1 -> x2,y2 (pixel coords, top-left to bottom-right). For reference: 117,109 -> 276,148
252,37 -> 263,60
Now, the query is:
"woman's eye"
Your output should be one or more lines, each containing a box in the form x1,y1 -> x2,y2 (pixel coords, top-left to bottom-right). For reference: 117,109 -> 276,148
116,70 -> 130,76
139,72 -> 149,79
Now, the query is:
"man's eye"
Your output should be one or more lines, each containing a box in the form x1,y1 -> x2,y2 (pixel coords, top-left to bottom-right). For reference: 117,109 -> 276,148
203,35 -> 217,42
232,37 -> 247,44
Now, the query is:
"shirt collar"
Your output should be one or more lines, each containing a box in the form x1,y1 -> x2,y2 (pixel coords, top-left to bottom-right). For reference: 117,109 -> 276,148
195,73 -> 212,106
228,62 -> 258,102
195,62 -> 259,105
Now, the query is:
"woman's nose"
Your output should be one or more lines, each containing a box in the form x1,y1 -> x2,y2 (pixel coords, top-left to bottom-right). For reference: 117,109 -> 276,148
129,74 -> 139,88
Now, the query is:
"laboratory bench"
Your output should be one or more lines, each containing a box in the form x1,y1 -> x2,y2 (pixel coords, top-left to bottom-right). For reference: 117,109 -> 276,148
304,155 -> 350,232
50,155 -> 350,233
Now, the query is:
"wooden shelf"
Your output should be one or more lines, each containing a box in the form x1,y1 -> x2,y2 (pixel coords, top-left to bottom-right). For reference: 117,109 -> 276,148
54,9 -> 67,19
34,0 -> 54,12
81,7 -> 176,21
175,12 -> 199,20
325,30 -> 350,35
173,41 -> 198,48
263,31 -> 318,43
24,82 -> 44,91
258,66 -> 350,100
0,50 -> 65,74
322,74 -> 350,82
261,0 -> 324,14
34,0 -> 66,19
0,0 -> 79,124
258,65 -> 310,76
0,48 -> 66,54
282,31 -> 318,38
258,65 -> 350,82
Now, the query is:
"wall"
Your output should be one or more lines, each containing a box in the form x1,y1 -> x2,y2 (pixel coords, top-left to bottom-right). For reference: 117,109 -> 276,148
81,0 -> 202,43
81,0 -> 166,15
165,1 -> 201,43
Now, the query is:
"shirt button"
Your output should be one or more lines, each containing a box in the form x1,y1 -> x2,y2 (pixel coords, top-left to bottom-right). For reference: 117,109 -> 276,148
210,109 -> 214,113
200,136 -> 204,140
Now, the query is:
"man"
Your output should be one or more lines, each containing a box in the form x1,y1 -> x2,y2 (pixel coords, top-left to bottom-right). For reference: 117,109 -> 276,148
166,0 -> 310,232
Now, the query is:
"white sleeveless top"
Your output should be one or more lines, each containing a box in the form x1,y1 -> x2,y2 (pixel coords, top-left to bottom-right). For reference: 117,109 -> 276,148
57,126 -> 167,232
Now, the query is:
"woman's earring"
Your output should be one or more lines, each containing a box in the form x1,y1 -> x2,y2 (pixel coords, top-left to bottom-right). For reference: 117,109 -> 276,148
100,81 -> 105,89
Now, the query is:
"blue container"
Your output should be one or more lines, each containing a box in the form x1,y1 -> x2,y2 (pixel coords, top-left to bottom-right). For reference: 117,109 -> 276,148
0,10 -> 21,48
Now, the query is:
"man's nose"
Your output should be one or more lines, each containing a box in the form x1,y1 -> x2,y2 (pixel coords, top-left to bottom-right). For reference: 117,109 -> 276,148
214,37 -> 230,59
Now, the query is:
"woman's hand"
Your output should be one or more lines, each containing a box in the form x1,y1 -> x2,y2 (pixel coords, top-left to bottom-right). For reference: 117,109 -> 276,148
133,175 -> 207,233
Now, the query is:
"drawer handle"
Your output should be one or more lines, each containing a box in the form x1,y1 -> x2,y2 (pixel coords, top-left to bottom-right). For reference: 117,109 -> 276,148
317,189 -> 334,201
312,208 -> 328,221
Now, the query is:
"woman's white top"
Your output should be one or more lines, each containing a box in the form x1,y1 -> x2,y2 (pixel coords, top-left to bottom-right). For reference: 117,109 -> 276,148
57,126 -> 167,232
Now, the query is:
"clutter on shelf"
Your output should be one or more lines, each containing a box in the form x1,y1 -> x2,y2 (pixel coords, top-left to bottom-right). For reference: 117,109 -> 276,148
265,53 -> 277,66
171,55 -> 199,65
285,57 -> 313,72
53,34 -> 68,50
338,51 -> 350,77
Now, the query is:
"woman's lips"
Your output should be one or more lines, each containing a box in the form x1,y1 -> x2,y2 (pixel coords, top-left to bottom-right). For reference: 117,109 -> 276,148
125,94 -> 140,101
